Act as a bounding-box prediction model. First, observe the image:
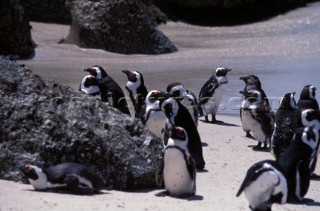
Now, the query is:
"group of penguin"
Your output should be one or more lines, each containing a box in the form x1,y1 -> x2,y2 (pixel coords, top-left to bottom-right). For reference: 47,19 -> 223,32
19,65 -> 320,210
237,75 -> 320,210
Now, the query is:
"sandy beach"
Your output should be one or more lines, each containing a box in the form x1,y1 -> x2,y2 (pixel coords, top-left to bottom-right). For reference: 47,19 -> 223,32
2,3 -> 320,210
1,115 -> 320,210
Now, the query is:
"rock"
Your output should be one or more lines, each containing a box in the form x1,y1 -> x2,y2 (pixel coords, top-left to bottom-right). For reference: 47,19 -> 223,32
21,0 -> 71,24
0,0 -> 35,58
154,0 -> 312,25
0,58 -> 164,190
65,0 -> 177,54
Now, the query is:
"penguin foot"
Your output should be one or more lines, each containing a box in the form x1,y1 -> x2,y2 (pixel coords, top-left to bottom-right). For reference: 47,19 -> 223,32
310,173 -> 320,180
204,116 -> 209,122
245,132 -> 254,139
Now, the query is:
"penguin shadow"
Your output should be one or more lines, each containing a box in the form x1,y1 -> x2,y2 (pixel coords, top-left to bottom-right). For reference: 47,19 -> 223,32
23,187 -> 108,196
197,169 -> 209,173
247,145 -> 271,153
154,190 -> 204,201
287,198 -> 320,207
201,142 -> 209,147
311,173 -> 320,181
199,119 -> 239,127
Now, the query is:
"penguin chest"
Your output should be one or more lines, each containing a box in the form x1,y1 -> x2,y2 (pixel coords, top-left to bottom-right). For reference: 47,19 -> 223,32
145,111 -> 167,139
241,109 -> 268,143
202,87 -> 224,115
163,149 -> 194,195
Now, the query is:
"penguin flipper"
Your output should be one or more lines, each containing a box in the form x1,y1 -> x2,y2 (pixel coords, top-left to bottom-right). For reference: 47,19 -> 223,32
236,163 -> 258,197
155,158 -> 165,188
187,155 -> 196,181
64,174 -> 80,191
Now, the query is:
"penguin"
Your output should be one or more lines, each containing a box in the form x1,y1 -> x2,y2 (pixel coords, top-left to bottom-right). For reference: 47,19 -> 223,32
166,82 -> 199,126
297,85 -> 319,112
155,127 -> 196,198
79,75 -> 100,96
122,70 -> 148,118
198,67 -> 232,123
161,97 -> 205,170
277,126 -> 318,202
84,66 -> 130,115
240,89 -> 274,151
299,109 -> 320,176
271,92 -> 299,160
141,90 -> 170,141
20,162 -> 105,194
236,160 -> 288,211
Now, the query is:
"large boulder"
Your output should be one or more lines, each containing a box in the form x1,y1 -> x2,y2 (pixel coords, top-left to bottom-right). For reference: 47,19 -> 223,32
65,0 -> 177,54
0,58 -> 164,190
0,0 -> 35,58
21,0 -> 71,24
154,0 -> 312,25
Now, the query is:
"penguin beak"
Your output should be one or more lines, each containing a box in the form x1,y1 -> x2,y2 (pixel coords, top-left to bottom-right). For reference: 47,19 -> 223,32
239,76 -> 248,81
122,70 -> 130,76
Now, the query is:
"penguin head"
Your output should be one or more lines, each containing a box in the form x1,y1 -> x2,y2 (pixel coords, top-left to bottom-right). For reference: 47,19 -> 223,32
215,67 -> 231,84
79,75 -> 100,95
84,65 -> 108,79
166,82 -> 187,99
240,75 -> 262,88
279,92 -> 297,110
301,109 -> 320,128
167,127 -> 188,150
20,164 -> 48,190
161,98 -> 179,121
122,70 -> 142,83
146,90 -> 170,109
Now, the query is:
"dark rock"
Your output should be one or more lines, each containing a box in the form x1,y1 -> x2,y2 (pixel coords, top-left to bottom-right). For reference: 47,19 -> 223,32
154,0 -> 314,26
65,0 -> 177,54
0,0 -> 35,58
0,58 -> 164,190
21,0 -> 71,24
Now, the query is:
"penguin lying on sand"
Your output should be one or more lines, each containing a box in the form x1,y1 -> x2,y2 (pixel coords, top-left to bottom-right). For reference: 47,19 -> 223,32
277,126 -> 318,202
20,162 -> 105,194
198,67 -> 231,123
240,89 -> 274,151
167,82 -> 199,126
236,160 -> 288,211
271,92 -> 299,160
155,127 -> 196,198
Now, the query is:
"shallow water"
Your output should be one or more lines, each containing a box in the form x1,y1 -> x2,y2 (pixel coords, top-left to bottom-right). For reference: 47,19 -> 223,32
21,2 -> 320,114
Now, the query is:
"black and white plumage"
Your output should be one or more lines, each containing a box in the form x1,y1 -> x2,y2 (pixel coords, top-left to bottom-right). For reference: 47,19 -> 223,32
20,162 -> 105,194
79,75 -> 100,96
141,90 -> 170,141
271,92 -> 299,160
84,66 -> 130,115
277,126 -> 318,202
198,67 -> 231,123
297,85 -> 319,112
122,70 -> 148,118
166,82 -> 199,126
156,127 -> 196,197
236,160 -> 288,211
161,97 -> 205,170
240,90 -> 274,151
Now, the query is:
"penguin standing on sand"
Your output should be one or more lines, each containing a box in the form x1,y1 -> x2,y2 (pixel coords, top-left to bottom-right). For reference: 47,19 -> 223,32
240,90 -> 274,151
277,126 -> 318,202
271,92 -> 299,160
161,97 -> 205,170
79,75 -> 100,96
155,127 -> 196,198
84,65 -> 130,115
166,82 -> 199,126
20,162 -> 105,194
198,67 -> 232,123
141,90 -> 170,141
236,160 -> 288,211
297,85 -> 319,112
122,70 -> 148,118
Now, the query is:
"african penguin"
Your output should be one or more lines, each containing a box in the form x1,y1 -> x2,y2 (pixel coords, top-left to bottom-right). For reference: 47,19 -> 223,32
297,85 -> 319,112
240,89 -> 274,151
20,162 -> 105,194
166,82 -> 199,126
198,67 -> 231,123
271,92 -> 299,160
277,126 -> 318,202
161,97 -> 205,170
236,160 -> 288,211
155,127 -> 196,198
141,90 -> 170,141
79,75 -> 100,96
84,66 -> 130,115
122,70 -> 148,118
